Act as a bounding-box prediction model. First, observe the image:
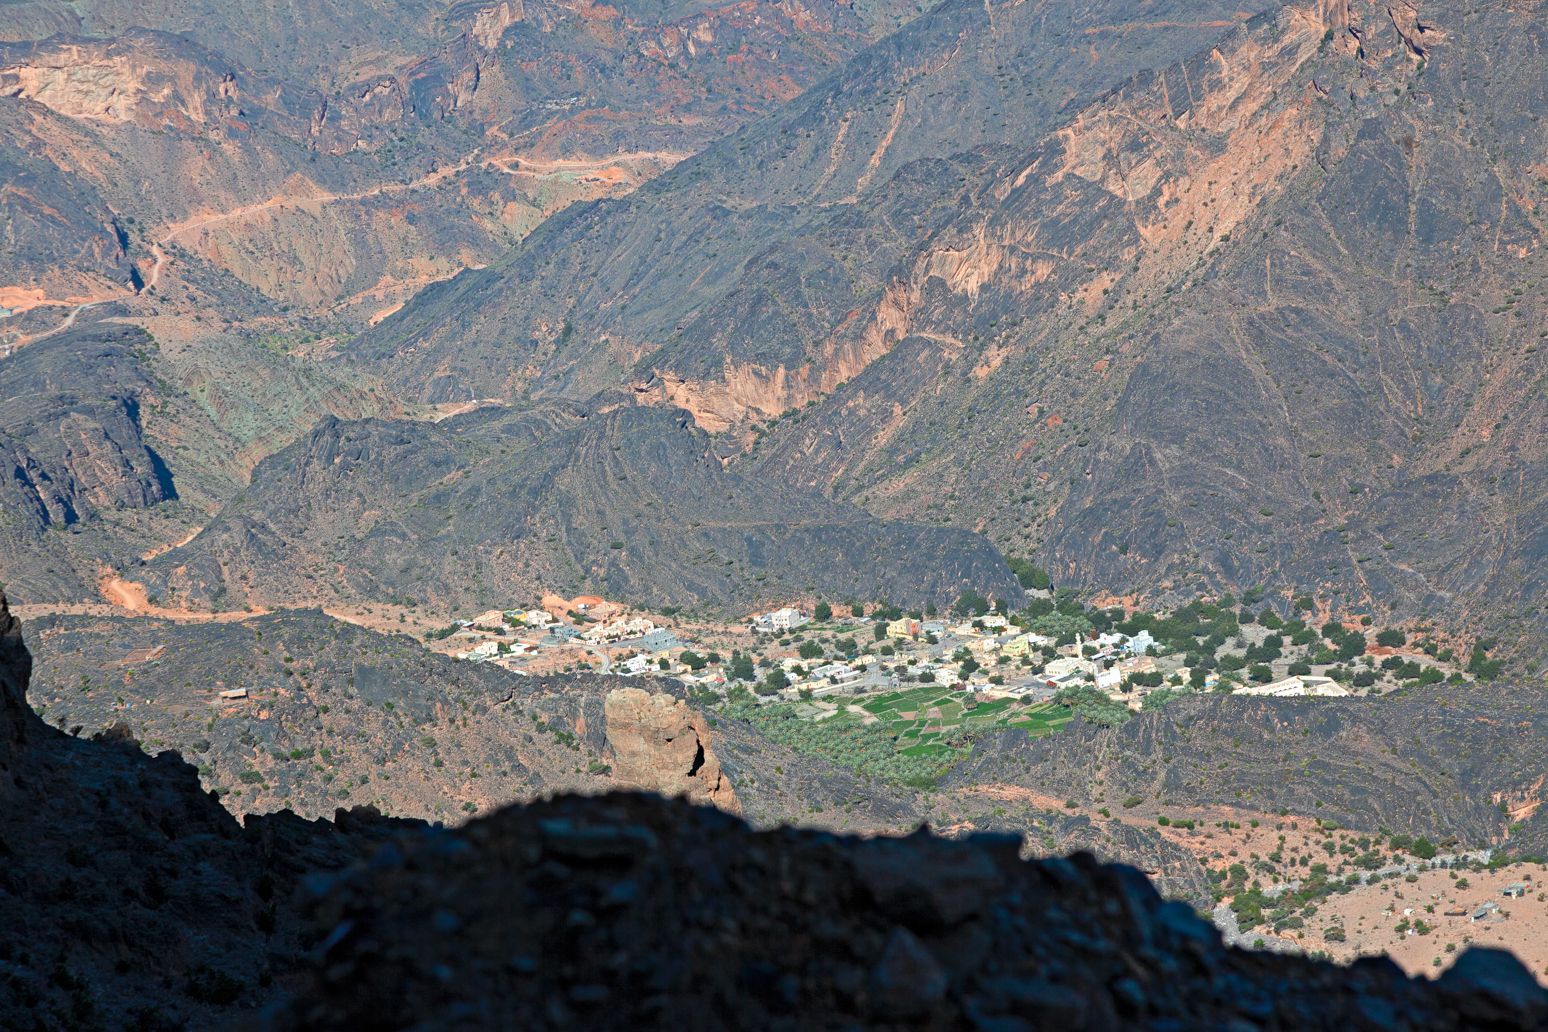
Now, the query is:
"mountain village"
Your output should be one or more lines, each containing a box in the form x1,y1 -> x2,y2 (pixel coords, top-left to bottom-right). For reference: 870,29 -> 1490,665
429,588 -> 1477,719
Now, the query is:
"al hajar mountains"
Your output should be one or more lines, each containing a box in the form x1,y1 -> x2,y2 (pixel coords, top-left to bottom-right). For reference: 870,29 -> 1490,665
4,0 -> 1548,1025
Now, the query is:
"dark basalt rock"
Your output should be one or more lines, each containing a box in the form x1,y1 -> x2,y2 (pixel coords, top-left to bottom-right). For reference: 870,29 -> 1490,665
950,688 -> 1548,858
142,403 -> 1021,612
276,791 -> 1548,1031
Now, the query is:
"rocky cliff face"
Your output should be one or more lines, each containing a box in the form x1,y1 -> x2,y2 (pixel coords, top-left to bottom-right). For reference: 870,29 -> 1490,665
603,686 -> 739,813
0,31 -> 244,128
0,324 -> 174,528
0,324 -> 180,599
0,582 -> 33,759
0,317 -> 380,605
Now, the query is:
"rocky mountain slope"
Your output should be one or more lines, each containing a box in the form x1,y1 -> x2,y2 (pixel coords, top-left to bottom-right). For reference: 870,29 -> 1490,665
0,320 -> 373,603
280,788 -> 1548,1030
22,605 -> 1219,901
135,402 -> 1021,611
0,0 -> 947,614
25,609 -> 619,822
347,0 -> 1548,648
951,682 -> 1548,857
1,0 -> 919,323
4,590 -> 1546,1029
351,0 -> 1283,404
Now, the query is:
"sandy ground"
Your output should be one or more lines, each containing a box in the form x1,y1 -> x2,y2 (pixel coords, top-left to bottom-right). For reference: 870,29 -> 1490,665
1305,863 -> 1548,983
14,572 -> 263,625
1145,806 -> 1392,882
959,792 -> 1382,884
324,603 -> 453,640
138,527 -> 204,561
96,572 -> 263,622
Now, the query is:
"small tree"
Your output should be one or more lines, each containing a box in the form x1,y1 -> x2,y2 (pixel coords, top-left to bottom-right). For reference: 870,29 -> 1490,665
850,602 -> 865,617
1008,557 -> 1051,590
729,652 -> 756,682
952,589 -> 990,618
813,601 -> 833,622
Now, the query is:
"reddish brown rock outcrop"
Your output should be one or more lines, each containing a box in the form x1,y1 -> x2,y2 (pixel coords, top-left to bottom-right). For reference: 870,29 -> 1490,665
603,687 -> 740,814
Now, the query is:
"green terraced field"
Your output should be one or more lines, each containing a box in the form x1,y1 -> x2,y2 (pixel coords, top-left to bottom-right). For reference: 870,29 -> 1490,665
856,688 -> 1073,745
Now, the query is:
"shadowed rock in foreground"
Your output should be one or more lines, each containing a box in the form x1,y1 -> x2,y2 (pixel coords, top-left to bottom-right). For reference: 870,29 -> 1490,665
279,791 -> 1548,1030
1,590 -> 1545,1029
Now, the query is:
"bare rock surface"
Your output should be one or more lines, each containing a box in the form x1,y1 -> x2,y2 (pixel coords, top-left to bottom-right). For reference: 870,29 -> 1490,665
604,686 -> 739,813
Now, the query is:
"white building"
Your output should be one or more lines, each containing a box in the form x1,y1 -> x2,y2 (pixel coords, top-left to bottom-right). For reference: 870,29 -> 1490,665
1233,675 -> 1349,698
616,654 -> 654,676
808,663 -> 861,685
583,617 -> 656,643
457,641 -> 502,662
1125,630 -> 1158,655
751,607 -> 808,633
1043,656 -> 1094,682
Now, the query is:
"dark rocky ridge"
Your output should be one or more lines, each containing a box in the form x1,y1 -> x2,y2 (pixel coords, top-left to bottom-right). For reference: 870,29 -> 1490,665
3,591 -> 1547,1028
281,789 -> 1548,1030
141,403 -> 1022,612
0,321 -> 371,603
346,0 -> 1548,650
0,324 -> 176,599
950,685 -> 1548,855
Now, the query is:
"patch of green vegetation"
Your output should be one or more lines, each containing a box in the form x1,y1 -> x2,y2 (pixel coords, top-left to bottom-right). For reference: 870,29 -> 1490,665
728,701 -> 961,787
732,684 -> 1075,787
